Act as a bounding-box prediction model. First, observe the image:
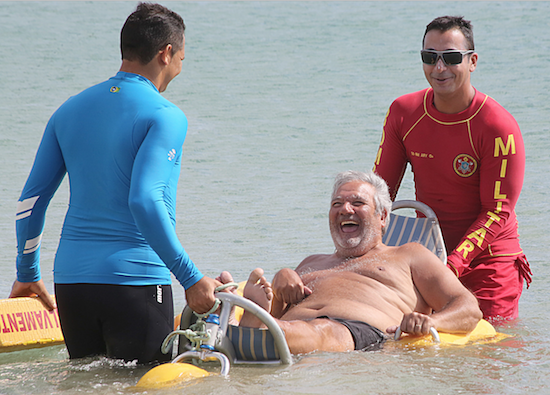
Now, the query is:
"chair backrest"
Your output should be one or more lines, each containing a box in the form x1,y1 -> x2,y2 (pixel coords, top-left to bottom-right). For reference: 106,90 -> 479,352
382,200 -> 447,264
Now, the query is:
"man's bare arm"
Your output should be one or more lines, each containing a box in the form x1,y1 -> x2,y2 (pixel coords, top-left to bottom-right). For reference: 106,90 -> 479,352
395,243 -> 482,335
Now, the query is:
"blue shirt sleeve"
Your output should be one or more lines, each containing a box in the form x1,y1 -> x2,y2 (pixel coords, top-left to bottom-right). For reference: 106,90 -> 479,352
16,116 -> 67,282
128,106 -> 203,289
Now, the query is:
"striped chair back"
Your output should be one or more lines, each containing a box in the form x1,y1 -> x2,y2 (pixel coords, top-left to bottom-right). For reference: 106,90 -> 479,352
382,200 -> 447,264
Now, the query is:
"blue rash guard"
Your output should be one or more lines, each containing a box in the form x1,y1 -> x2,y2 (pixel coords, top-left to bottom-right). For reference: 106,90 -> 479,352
15,71 -> 203,289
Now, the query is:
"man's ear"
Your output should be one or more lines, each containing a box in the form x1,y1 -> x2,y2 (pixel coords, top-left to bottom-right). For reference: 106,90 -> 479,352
380,209 -> 388,229
469,52 -> 478,72
158,44 -> 173,66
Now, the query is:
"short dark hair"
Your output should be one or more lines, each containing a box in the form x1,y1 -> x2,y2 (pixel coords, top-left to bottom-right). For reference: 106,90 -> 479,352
120,2 -> 185,64
423,16 -> 474,50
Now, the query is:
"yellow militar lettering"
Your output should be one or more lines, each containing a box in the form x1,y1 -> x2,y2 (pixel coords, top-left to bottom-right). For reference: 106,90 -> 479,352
494,134 -> 516,157
457,240 -> 475,258
500,159 -> 508,177
468,228 -> 487,248
494,181 -> 507,199
484,211 -> 501,228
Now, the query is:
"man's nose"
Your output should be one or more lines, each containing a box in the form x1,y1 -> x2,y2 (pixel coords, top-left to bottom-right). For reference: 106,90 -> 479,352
341,202 -> 354,213
435,56 -> 447,70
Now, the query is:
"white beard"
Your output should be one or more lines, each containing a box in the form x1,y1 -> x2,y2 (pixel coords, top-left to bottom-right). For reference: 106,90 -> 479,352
330,219 -> 377,257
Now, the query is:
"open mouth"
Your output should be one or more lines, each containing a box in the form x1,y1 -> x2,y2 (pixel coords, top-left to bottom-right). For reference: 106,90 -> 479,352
340,220 -> 359,233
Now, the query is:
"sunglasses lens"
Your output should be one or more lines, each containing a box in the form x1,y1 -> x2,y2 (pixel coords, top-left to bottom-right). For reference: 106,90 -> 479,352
421,51 -> 437,64
421,50 -> 469,65
442,51 -> 463,65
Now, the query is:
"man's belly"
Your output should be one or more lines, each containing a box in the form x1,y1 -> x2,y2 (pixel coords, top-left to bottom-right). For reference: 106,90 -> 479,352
280,273 -> 411,332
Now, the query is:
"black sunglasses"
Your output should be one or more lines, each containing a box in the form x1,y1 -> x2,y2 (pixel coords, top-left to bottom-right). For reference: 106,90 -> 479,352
420,50 -> 474,66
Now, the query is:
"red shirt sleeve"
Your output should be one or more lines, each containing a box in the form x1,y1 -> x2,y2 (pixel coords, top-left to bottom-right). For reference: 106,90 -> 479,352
447,104 -> 525,276
373,96 -> 416,200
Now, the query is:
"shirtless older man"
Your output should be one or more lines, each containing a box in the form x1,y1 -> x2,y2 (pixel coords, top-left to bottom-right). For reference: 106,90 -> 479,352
237,170 -> 482,354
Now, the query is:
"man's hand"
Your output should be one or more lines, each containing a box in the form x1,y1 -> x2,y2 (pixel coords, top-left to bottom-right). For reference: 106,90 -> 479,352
185,276 -> 222,314
9,280 -> 57,311
386,312 -> 435,336
272,268 -> 312,305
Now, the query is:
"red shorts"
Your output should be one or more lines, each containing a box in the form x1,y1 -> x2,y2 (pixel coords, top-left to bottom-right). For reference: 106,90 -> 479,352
459,254 -> 531,321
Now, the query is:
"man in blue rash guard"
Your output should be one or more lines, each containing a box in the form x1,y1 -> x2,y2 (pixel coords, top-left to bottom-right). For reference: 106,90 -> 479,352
10,3 -> 220,363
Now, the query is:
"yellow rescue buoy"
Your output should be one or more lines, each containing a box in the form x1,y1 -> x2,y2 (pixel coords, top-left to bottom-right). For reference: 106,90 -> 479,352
135,362 -> 209,389
0,296 -> 64,352
393,319 -> 510,348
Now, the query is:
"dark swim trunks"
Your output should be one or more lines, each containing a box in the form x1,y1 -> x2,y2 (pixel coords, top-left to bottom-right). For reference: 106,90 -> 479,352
318,316 -> 386,351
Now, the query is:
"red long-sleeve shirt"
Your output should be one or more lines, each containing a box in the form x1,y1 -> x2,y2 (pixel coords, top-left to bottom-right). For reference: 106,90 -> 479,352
374,88 -> 525,277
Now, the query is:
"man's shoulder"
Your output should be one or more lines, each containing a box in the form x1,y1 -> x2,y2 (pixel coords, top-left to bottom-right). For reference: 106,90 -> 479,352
392,88 -> 430,106
394,242 -> 446,270
474,90 -> 515,118
59,78 -> 110,103
149,99 -> 186,119
472,90 -> 520,134
388,88 -> 430,117
52,79 -> 114,119
114,75 -> 187,123
394,242 -> 431,254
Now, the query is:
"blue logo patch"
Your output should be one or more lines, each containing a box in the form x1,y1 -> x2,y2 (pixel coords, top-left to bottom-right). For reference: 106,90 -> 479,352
453,154 -> 478,177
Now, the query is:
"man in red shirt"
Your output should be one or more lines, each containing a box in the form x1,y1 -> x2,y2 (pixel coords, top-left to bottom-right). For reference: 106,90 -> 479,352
373,16 -> 531,321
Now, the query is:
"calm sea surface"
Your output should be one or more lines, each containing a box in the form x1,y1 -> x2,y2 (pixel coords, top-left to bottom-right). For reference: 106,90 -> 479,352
0,2 -> 549,394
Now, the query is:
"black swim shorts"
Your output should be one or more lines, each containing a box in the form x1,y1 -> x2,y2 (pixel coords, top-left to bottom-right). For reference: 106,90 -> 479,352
318,316 -> 386,351
55,283 -> 174,363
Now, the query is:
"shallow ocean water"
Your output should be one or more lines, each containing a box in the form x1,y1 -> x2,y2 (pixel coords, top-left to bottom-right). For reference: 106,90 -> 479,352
0,2 -> 549,394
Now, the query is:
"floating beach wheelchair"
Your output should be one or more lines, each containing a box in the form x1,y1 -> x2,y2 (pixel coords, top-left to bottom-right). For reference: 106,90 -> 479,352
136,200 -> 508,388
